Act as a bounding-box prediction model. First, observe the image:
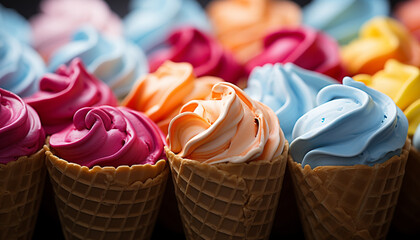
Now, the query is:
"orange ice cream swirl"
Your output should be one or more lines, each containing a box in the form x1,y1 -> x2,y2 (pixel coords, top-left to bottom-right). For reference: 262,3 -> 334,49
167,82 -> 285,164
122,61 -> 222,135
207,0 -> 301,64
354,59 -> 420,136
341,17 -> 420,75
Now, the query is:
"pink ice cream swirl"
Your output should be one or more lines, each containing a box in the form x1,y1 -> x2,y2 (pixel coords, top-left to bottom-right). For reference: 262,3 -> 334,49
24,58 -> 118,135
245,26 -> 347,82
30,0 -> 122,60
0,88 -> 45,164
49,106 -> 166,168
148,27 -> 244,84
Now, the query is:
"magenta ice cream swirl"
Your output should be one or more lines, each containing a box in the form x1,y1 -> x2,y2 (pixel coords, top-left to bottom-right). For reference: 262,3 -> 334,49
0,88 -> 45,164
25,58 -> 118,135
49,106 -> 166,168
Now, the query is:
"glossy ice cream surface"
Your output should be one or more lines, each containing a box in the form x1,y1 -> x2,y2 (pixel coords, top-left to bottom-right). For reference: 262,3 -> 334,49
122,61 -> 222,135
303,0 -> 389,45
148,27 -> 243,84
30,0 -> 122,60
50,106 -> 166,168
245,26 -> 346,81
245,63 -> 336,142
25,58 -> 118,135
124,0 -> 211,54
207,0 -> 301,63
341,17 -> 420,75
168,82 -> 285,164
290,77 -> 408,168
0,31 -> 46,98
354,60 -> 420,136
48,27 -> 148,99
0,88 -> 45,164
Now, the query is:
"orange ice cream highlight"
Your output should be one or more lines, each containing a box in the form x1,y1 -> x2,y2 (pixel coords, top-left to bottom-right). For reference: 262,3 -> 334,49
167,82 -> 285,164
207,0 -> 301,63
122,61 -> 222,135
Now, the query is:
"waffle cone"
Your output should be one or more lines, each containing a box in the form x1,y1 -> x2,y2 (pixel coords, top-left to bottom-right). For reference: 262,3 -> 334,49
288,140 -> 410,240
44,145 -> 168,240
0,147 -> 46,240
391,141 -> 420,235
166,142 -> 289,240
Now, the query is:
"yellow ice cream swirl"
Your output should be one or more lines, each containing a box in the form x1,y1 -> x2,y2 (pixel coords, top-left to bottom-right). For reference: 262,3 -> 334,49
354,59 -> 420,136
167,82 -> 285,164
342,17 -> 420,75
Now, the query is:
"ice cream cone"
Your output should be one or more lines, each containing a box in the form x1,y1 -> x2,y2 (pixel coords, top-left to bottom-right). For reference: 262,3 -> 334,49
44,145 -> 168,240
391,141 -> 420,235
0,147 -> 46,240
288,140 -> 410,240
165,142 -> 289,240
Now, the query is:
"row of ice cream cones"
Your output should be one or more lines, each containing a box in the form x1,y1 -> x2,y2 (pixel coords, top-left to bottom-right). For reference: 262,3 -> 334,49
1,135 -> 419,240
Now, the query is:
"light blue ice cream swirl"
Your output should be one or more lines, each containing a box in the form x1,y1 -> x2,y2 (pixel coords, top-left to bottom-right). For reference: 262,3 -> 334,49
0,4 -> 31,44
245,63 -> 336,142
303,0 -> 389,45
48,26 -> 148,99
124,0 -> 212,54
0,31 -> 45,97
290,77 -> 408,168
413,124 -> 420,151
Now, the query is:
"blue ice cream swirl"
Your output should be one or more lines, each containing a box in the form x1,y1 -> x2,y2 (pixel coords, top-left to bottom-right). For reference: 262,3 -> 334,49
48,27 -> 148,99
290,77 -> 408,168
414,124 -> 420,151
124,0 -> 212,54
0,31 -> 45,97
303,0 -> 389,45
0,4 -> 31,44
245,63 -> 336,142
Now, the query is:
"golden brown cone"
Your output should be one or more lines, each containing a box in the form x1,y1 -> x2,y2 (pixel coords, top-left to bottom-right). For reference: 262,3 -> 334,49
288,140 -> 410,240
44,145 -> 168,240
0,147 -> 46,240
166,142 -> 289,240
391,142 -> 420,235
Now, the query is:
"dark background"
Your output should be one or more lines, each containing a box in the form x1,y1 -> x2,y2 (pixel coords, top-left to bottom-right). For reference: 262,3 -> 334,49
0,0 -> 408,20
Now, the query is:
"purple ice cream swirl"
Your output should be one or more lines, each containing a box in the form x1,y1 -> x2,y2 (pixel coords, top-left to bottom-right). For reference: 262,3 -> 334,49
25,58 -> 118,135
0,88 -> 45,164
49,106 -> 166,168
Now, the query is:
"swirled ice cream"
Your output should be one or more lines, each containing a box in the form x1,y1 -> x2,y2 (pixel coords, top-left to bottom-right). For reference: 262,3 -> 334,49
124,0 -> 211,54
342,17 -> 420,75
25,58 -> 118,135
395,0 -> 420,41
245,26 -> 346,81
30,0 -> 122,60
48,27 -> 148,98
290,77 -> 408,168
303,0 -> 389,45
245,63 -> 336,142
0,88 -> 45,164
167,82 -> 285,164
0,31 -> 46,97
0,4 -> 31,44
122,61 -> 222,134
49,106 -> 166,168
148,27 -> 243,84
207,0 -> 301,63
354,60 -> 420,136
